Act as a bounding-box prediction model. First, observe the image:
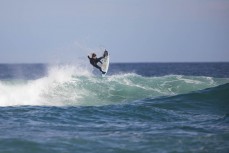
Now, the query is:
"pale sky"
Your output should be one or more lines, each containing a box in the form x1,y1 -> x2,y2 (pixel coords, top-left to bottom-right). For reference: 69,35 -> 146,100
0,0 -> 229,63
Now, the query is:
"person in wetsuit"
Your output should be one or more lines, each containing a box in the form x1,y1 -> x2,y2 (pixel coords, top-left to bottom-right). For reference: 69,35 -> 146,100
88,53 -> 106,74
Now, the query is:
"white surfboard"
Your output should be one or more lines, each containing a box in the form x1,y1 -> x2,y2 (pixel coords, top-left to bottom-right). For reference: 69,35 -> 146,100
101,50 -> 109,77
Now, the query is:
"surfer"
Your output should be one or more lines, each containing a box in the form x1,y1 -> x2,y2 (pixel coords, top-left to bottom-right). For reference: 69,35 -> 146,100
88,53 -> 106,74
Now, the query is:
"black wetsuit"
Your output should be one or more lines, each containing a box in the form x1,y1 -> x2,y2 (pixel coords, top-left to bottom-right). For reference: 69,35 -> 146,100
88,56 -> 105,73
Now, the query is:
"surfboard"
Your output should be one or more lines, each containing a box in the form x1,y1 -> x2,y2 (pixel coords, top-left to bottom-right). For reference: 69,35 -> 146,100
101,50 -> 109,77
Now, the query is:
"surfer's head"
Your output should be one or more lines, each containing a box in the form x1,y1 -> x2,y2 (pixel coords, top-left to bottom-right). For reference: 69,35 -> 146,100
92,53 -> 96,58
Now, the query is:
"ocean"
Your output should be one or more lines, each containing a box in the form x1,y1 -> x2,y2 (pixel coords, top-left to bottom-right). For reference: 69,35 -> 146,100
0,63 -> 229,153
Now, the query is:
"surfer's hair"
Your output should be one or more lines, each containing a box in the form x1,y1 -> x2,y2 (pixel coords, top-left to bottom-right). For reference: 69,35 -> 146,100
92,53 -> 96,57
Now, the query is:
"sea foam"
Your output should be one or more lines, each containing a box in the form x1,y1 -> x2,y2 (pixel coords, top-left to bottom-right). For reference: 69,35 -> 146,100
0,64 -> 91,106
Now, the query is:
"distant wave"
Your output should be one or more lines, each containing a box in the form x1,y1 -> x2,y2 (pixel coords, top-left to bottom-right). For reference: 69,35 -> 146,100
0,65 -> 228,107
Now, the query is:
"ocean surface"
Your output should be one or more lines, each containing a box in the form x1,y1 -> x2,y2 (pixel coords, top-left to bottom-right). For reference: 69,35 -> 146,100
0,63 -> 229,153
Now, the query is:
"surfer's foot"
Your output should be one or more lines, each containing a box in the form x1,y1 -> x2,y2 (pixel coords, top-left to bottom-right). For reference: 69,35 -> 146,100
102,71 -> 106,74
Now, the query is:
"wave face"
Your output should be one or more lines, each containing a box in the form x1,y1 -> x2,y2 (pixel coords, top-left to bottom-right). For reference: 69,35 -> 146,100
0,65 -> 228,106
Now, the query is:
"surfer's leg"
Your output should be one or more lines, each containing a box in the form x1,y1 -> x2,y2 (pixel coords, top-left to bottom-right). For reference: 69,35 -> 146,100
95,57 -> 103,64
98,57 -> 104,60
97,57 -> 104,61
94,65 -> 106,74
94,64 -> 102,71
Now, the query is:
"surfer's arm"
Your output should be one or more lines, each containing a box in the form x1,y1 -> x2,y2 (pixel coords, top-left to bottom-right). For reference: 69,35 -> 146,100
87,55 -> 91,59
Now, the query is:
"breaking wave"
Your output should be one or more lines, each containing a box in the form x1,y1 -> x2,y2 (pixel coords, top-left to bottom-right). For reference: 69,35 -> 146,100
0,65 -> 228,107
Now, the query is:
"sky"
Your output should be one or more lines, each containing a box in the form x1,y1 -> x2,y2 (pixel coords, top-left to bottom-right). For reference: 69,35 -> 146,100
0,0 -> 229,63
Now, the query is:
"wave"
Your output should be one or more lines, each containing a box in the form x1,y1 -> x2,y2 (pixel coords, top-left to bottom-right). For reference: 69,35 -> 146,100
144,83 -> 229,112
0,65 -> 228,107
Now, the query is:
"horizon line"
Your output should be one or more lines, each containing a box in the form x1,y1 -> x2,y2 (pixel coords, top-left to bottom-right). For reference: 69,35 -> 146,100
0,61 -> 229,64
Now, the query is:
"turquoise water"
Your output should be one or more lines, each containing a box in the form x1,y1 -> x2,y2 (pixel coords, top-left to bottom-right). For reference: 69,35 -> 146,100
0,63 -> 229,153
